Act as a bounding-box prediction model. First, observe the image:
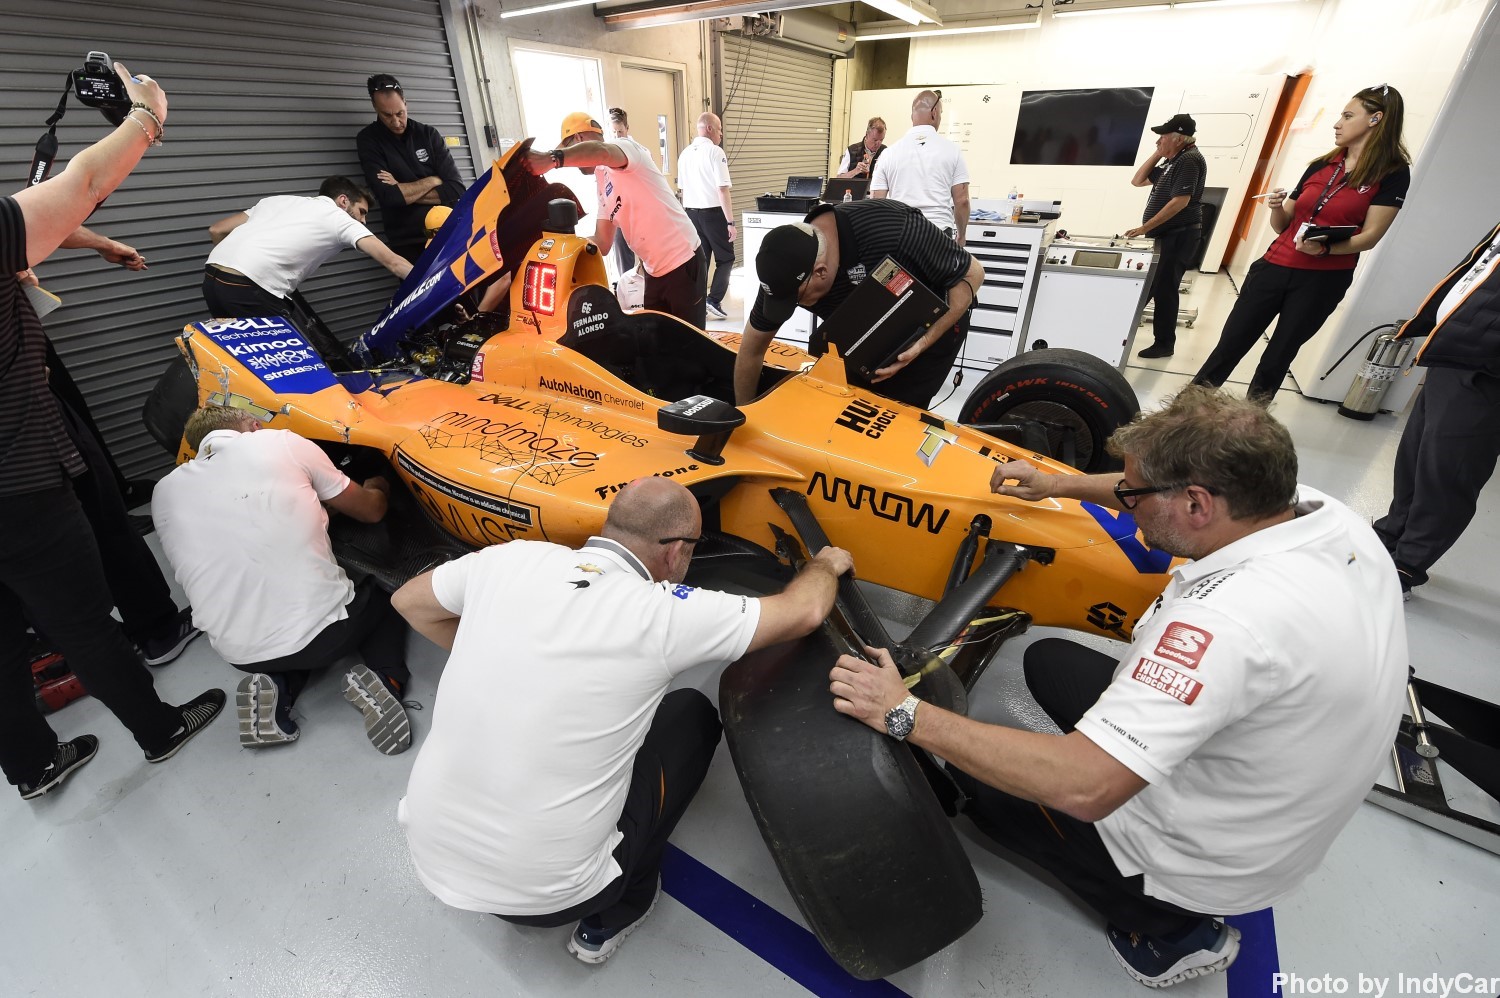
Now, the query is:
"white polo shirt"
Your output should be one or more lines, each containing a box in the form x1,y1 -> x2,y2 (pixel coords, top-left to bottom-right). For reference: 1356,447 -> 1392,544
399,537 -> 760,916
1076,486 -> 1408,915
595,140 -> 700,278
207,195 -> 373,298
869,125 -> 970,234
151,429 -> 355,664
677,136 -> 732,211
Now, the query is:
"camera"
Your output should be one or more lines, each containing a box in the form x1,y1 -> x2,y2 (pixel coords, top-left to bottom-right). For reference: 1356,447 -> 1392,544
70,51 -> 131,124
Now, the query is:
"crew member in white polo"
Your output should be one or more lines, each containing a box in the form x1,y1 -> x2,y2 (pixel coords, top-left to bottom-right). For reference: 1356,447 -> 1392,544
870,90 -> 971,246
527,112 -> 707,328
678,111 -> 735,321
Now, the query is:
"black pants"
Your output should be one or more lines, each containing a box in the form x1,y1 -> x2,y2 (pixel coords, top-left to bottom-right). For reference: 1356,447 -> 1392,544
202,266 -> 289,318
951,637 -> 1209,937
0,487 -> 183,786
645,247 -> 708,330
1373,366 -> 1500,585
686,207 -> 734,306
58,397 -> 179,646
1193,258 -> 1355,400
498,688 -> 722,931
235,579 -> 409,703
1145,226 -> 1200,350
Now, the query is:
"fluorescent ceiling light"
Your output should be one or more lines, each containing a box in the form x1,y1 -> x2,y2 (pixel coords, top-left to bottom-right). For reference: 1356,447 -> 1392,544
862,0 -> 940,26
500,0 -> 594,18
855,13 -> 1039,39
1053,2 -> 1170,16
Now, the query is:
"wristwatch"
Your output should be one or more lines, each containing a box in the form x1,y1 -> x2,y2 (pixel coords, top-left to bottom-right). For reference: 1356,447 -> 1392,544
884,694 -> 920,741
551,148 -> 565,169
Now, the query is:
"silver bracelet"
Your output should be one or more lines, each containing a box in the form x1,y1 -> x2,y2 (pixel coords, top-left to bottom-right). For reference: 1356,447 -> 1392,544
124,112 -> 160,147
129,102 -> 165,141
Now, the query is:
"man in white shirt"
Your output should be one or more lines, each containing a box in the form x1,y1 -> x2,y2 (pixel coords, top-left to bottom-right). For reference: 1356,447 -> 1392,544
830,387 -> 1407,989
526,113 -> 707,328
870,90 -> 971,246
605,107 -> 656,278
677,112 -> 735,320
152,405 -> 415,755
202,175 -> 412,319
392,477 -> 853,964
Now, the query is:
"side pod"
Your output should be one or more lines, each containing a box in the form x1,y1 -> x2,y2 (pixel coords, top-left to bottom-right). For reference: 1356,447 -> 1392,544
720,630 -> 982,981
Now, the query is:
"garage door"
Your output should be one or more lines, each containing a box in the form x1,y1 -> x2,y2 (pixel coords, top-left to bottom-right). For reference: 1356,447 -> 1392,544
0,0 -> 476,477
718,34 -> 834,266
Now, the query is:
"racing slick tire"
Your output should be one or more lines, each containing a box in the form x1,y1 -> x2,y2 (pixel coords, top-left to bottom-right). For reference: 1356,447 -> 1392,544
142,354 -> 199,456
958,348 -> 1138,473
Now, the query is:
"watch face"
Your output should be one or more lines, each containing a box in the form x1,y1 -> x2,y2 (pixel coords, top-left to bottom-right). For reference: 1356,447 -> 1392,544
885,704 -> 915,740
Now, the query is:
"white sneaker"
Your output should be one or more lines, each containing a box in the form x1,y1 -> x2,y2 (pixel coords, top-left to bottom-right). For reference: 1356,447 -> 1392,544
343,665 -> 412,755
705,299 -> 728,320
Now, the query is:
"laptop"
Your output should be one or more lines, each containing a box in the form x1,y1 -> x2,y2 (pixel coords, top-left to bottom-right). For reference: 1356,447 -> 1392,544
823,178 -> 870,202
819,257 -> 949,383
785,175 -> 825,199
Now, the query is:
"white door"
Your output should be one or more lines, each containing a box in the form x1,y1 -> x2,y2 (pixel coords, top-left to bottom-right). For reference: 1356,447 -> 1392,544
613,64 -> 681,188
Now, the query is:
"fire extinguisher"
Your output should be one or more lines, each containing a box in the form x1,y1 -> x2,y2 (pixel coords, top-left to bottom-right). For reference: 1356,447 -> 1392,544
1324,322 -> 1415,420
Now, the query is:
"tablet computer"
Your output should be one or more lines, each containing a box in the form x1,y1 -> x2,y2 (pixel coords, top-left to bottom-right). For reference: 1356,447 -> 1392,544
820,257 -> 948,382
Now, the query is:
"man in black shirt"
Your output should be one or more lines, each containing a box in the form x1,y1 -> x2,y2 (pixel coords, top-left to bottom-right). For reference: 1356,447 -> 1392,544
356,73 -> 467,263
735,199 -> 983,409
1127,113 -> 1207,359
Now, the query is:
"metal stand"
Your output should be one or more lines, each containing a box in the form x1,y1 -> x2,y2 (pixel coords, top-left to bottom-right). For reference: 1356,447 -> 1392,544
1365,675 -> 1500,855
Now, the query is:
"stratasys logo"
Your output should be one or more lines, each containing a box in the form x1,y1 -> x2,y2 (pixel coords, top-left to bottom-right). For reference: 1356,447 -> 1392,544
539,375 -> 602,403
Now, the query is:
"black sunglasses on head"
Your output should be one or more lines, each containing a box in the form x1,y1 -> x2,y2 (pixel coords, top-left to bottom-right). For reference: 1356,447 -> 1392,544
659,535 -> 704,546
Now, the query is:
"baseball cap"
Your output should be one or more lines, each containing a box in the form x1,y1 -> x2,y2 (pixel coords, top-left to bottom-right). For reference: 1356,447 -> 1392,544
754,225 -> 819,327
560,111 -> 604,144
1150,113 -> 1196,137
367,73 -> 403,95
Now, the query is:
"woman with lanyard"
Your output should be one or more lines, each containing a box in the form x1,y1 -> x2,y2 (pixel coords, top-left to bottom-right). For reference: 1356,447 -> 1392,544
1194,85 -> 1411,401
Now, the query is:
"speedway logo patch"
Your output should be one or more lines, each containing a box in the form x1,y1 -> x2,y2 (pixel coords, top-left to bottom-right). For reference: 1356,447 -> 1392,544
1130,657 -> 1203,705
1154,623 -> 1213,669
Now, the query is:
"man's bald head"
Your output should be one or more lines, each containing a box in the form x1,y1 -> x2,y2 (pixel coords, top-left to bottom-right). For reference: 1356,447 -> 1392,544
602,478 -> 702,578
696,111 -> 723,145
911,89 -> 942,127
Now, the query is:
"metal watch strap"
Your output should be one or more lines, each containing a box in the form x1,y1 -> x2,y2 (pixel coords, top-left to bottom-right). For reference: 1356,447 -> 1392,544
885,694 -> 919,741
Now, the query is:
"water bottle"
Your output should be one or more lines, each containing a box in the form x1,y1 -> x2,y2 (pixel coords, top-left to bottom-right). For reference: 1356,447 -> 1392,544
842,188 -> 853,203
1007,186 -> 1021,223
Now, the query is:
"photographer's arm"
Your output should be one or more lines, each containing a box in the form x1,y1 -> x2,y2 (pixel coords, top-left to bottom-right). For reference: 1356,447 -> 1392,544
13,62 -> 165,266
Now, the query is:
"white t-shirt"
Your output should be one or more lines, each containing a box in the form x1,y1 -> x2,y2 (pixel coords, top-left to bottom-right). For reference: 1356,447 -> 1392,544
595,140 -> 700,277
1076,486 -> 1408,915
869,125 -> 970,234
399,537 -> 760,916
206,194 -> 373,298
152,429 -> 355,664
677,136 -> 732,211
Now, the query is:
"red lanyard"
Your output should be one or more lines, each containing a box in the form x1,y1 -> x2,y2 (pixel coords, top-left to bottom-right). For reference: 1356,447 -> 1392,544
1309,162 -> 1350,221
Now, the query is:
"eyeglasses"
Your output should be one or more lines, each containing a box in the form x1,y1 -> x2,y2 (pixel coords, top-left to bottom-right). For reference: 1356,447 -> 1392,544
658,535 -> 704,546
1114,479 -> 1180,510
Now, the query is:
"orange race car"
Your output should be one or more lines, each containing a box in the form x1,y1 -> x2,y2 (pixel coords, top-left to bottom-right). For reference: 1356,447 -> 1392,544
144,140 -> 1168,981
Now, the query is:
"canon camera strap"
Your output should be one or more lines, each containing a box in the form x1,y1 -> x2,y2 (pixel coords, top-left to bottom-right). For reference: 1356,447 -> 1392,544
27,79 -> 73,187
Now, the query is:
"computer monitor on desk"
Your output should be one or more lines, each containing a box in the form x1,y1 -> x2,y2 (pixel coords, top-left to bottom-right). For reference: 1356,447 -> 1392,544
823,178 -> 869,202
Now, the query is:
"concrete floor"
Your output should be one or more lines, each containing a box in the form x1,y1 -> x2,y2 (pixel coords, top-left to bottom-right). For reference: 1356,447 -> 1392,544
4,273 -> 1497,997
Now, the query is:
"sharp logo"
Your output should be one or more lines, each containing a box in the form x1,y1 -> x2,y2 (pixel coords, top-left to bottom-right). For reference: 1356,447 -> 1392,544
1130,657 -> 1203,705
538,376 -> 602,403
806,472 -> 950,534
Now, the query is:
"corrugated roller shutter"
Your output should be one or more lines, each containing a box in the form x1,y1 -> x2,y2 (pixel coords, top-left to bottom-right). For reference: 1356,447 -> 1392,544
718,34 -> 833,266
1,0 -> 475,479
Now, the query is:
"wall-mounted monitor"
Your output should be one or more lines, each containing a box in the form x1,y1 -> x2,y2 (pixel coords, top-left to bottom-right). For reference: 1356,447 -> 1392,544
1010,87 -> 1155,167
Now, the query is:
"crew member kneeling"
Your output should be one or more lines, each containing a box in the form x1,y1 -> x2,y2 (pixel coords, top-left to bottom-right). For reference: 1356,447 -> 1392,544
393,478 -> 851,964
830,387 -> 1408,989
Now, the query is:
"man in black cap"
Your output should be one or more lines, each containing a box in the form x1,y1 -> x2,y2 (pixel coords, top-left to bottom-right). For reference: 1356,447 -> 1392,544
356,73 -> 467,263
1126,113 -> 1207,359
732,200 -> 983,408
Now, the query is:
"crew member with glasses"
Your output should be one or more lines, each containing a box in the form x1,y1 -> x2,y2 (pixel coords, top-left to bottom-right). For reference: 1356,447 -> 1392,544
391,477 -> 852,964
827,386 -> 1407,989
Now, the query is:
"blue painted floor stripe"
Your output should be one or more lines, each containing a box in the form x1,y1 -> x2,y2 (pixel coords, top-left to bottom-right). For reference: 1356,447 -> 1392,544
662,845 -> 912,997
1226,908 -> 1280,998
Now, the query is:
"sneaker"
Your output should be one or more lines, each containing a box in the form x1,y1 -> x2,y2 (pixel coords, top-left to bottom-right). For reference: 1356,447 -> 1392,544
1397,568 -> 1416,602
236,673 -> 299,747
18,735 -> 99,800
567,878 -> 661,964
145,689 -> 227,764
343,664 -> 412,755
140,607 -> 202,666
705,299 -> 728,320
1106,919 -> 1240,988
1137,343 -> 1175,360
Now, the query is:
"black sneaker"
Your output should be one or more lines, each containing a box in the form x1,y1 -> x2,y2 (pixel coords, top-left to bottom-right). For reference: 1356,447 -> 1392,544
705,299 -> 728,321
18,735 -> 99,800
1106,919 -> 1240,988
567,877 -> 661,964
145,689 -> 227,763
1138,343 -> 1175,359
140,607 -> 202,666
236,673 -> 299,747
343,664 -> 412,755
